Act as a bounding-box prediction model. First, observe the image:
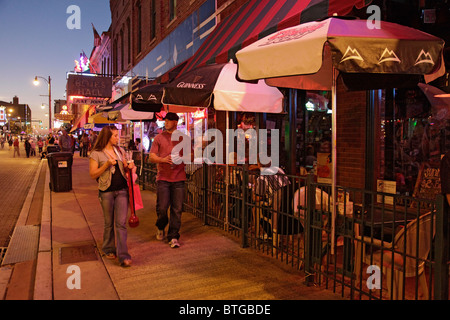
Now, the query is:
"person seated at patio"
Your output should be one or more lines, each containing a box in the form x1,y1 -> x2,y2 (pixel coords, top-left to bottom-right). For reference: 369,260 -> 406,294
252,160 -> 290,240
227,152 -> 243,188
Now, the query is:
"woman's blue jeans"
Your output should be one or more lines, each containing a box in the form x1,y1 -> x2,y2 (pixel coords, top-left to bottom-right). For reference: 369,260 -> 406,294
98,189 -> 131,262
156,180 -> 185,241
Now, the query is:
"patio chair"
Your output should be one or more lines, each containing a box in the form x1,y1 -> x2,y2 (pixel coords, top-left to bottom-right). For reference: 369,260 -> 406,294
354,211 -> 435,300
293,186 -> 330,226
292,187 -> 331,268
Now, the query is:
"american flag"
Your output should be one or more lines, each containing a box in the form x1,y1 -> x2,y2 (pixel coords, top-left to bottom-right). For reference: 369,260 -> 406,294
92,23 -> 101,47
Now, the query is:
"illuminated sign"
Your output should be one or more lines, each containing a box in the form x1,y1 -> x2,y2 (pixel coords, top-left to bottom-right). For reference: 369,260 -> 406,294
67,74 -> 112,98
191,109 -> 206,119
61,105 -> 69,115
0,106 -> 5,121
74,52 -> 90,72
72,98 -> 107,105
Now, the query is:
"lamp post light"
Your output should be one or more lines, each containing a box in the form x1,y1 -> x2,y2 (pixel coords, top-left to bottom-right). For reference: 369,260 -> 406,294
33,76 -> 52,130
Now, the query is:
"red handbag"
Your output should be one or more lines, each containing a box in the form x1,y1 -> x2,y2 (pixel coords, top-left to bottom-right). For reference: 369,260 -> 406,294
127,169 -> 142,228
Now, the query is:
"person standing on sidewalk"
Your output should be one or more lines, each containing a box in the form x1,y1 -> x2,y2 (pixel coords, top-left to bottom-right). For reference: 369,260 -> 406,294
59,129 -> 73,152
89,125 -> 135,267
82,133 -> 90,157
37,138 -> 43,155
25,138 -> 31,158
30,138 -> 36,157
13,137 -> 20,157
149,112 -> 190,249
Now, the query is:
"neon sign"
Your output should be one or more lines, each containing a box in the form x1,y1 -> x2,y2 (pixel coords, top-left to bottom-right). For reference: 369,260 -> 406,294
74,52 -> 90,73
0,106 -> 5,122
191,109 -> 206,119
61,105 -> 69,115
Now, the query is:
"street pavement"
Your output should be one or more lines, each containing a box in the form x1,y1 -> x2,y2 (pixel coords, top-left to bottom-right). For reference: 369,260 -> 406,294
0,148 -> 345,304
0,145 -> 41,247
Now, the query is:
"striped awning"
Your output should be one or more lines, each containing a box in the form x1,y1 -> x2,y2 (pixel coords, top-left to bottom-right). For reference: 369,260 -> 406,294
180,0 -> 372,75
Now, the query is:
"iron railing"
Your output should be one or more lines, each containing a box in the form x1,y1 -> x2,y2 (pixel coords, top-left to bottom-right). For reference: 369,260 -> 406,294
136,161 -> 449,300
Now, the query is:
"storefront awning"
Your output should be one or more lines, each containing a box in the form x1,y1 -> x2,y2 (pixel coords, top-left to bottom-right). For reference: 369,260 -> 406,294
88,112 -> 116,124
130,84 -> 164,113
70,106 -> 95,132
108,103 -> 155,122
162,62 -> 283,113
179,0 -> 372,75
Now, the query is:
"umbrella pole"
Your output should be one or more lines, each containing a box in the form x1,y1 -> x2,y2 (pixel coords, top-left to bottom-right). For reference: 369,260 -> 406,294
331,67 -> 337,255
225,111 -> 229,231
140,120 -> 143,176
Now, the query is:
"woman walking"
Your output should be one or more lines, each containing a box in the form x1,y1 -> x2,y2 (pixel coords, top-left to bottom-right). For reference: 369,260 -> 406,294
89,125 -> 135,267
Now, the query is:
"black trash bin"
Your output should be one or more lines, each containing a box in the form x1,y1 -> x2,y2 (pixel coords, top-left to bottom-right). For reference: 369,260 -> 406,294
41,144 -> 60,159
47,152 -> 73,192
47,145 -> 60,154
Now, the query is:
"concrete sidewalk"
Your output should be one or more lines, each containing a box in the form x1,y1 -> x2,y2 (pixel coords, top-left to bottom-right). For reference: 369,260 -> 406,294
8,154 -> 345,300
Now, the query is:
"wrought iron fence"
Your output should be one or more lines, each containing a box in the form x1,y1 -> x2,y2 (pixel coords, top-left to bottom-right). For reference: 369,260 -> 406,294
136,161 -> 449,300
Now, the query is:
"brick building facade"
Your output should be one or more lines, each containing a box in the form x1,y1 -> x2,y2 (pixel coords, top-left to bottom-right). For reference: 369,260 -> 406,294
98,0 -> 448,196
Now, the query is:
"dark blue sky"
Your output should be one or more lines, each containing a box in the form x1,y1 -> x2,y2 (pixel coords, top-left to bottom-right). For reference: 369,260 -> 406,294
0,0 -> 111,124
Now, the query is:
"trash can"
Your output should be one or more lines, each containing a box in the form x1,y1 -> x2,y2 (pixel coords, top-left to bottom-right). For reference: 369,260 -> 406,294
46,145 -> 60,154
47,152 -> 73,192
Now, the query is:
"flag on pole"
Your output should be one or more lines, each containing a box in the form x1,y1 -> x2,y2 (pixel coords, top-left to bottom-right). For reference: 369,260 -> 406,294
92,23 -> 101,47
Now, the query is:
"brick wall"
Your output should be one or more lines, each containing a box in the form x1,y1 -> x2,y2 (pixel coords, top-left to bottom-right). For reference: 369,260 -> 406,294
336,79 -> 366,190
110,0 -> 212,77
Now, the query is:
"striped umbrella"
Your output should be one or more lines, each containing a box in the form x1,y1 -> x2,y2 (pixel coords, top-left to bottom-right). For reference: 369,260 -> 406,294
180,0 -> 372,75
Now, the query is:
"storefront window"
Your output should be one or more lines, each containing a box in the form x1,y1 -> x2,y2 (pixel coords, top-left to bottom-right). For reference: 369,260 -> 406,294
297,91 -> 332,180
378,87 -> 446,199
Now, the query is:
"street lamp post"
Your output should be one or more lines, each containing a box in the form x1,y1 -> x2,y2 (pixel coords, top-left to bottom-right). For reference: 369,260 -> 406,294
34,76 -> 52,130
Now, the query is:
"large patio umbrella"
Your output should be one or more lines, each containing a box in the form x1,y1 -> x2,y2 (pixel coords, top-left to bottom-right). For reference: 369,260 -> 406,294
108,103 -> 155,122
162,61 -> 283,113
236,16 -> 445,251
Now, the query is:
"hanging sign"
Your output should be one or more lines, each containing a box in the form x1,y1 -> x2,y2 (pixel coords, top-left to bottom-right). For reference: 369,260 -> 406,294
72,98 -> 107,105
67,74 -> 112,98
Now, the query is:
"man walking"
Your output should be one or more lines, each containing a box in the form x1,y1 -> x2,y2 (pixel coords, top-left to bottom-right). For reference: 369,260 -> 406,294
59,129 -> 73,152
149,112 -> 188,248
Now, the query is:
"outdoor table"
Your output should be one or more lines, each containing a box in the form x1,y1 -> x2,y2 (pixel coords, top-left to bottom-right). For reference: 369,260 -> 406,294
353,204 -> 424,242
333,202 -> 419,277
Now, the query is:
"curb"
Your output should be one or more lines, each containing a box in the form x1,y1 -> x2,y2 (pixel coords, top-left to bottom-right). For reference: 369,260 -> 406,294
34,160 -> 52,300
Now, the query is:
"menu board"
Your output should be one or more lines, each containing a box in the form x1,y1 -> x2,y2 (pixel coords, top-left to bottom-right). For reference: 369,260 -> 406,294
377,180 -> 396,205
317,152 -> 332,183
412,163 -> 441,207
